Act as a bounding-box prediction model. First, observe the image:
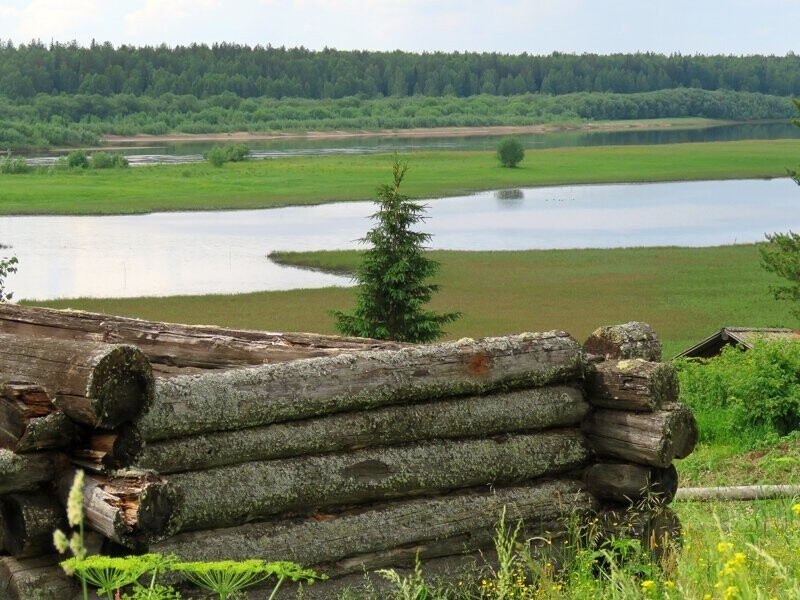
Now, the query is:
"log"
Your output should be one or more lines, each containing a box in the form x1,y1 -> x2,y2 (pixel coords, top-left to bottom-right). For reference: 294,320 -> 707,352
0,449 -> 56,495
136,385 -> 589,473
0,334 -> 153,429
583,322 -> 662,362
0,494 -> 66,558
152,479 -> 597,568
582,404 -> 698,468
57,470 -> 174,546
0,555 -> 76,600
70,425 -> 143,472
0,304 -> 408,374
584,359 -> 678,412
596,507 -> 682,562
0,380 -> 78,452
140,331 -> 583,441
675,484 -> 800,502
584,463 -> 678,505
165,430 -> 590,534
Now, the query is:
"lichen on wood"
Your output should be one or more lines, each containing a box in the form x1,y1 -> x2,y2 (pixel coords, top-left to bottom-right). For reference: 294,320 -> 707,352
583,322 -> 662,362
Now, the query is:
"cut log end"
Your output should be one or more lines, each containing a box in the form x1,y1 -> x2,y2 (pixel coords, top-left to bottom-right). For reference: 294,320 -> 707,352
583,322 -> 662,362
88,345 -> 154,428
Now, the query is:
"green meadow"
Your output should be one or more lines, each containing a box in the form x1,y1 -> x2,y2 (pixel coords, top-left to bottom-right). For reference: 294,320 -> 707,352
1,139 -> 798,215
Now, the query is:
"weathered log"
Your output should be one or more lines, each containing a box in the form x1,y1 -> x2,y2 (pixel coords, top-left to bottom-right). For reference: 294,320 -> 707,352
596,507 -> 682,563
0,334 -> 153,429
152,479 -> 596,567
675,484 -> 800,502
0,304 -> 408,374
140,331 -> 583,441
584,463 -> 678,505
582,404 -> 698,468
583,322 -> 662,362
165,430 -> 589,534
0,555 -> 76,600
70,425 -> 143,473
0,449 -> 56,495
0,380 -> 78,452
136,385 -> 589,473
584,359 -> 678,412
57,470 -> 174,546
0,493 -> 66,558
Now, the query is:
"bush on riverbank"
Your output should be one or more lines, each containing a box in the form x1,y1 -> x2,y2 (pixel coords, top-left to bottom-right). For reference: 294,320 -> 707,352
205,143 -> 250,167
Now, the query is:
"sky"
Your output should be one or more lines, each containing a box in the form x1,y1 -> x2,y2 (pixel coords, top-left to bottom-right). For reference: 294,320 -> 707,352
0,0 -> 797,55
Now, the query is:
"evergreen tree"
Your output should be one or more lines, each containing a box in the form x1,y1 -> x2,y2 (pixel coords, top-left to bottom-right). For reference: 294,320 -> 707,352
333,161 -> 460,342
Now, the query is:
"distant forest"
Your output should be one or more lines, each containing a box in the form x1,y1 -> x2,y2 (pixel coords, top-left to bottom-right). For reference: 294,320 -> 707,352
1,42 -> 798,149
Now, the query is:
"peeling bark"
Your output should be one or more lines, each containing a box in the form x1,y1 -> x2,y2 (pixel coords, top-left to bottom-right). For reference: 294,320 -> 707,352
585,359 -> 678,412
140,331 -> 583,441
582,404 -> 698,468
583,322 -> 662,362
0,380 -> 78,453
137,386 -> 589,473
0,334 -> 153,428
584,462 -> 678,505
165,430 -> 590,534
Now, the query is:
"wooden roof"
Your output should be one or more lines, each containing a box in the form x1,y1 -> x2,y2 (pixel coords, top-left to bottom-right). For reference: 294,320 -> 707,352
674,327 -> 800,359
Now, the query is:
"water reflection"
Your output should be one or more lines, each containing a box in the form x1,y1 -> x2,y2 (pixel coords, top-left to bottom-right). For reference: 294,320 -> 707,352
2,178 -> 798,300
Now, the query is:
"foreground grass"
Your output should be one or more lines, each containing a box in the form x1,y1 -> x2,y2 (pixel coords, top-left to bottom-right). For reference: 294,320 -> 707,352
1,139 -> 798,214
30,245 -> 794,360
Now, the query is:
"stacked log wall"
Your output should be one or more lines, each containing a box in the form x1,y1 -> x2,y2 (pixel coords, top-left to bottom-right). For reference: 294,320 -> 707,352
0,308 -> 696,599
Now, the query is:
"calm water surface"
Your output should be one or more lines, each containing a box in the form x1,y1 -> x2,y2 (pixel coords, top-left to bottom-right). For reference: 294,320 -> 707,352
1,178 -> 798,300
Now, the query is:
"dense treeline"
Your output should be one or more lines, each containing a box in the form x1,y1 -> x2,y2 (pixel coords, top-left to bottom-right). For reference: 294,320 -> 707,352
1,89 -> 795,149
2,41 -> 800,99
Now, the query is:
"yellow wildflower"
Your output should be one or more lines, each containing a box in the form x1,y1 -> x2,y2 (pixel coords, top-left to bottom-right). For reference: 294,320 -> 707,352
717,541 -> 734,554
641,580 -> 656,594
724,585 -> 739,599
792,503 -> 800,517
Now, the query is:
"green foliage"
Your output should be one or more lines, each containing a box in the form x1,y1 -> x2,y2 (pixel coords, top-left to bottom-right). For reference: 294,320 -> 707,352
787,98 -> 800,184
89,151 -> 129,169
0,254 -> 17,302
333,161 -> 460,342
496,137 -> 525,168
0,156 -> 29,174
60,556 -> 153,600
66,149 -> 89,168
760,231 -> 800,318
205,143 -> 250,167
675,340 -> 800,445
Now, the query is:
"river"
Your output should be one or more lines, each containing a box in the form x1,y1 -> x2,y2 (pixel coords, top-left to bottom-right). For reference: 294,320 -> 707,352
1,178 -> 797,301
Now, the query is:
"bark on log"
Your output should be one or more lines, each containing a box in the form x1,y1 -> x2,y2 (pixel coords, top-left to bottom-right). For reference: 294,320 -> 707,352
136,385 -> 589,473
583,463 -> 678,505
140,331 -> 583,442
57,470 -> 174,546
596,507 -> 682,562
0,494 -> 66,558
152,479 -> 597,568
0,334 -> 153,429
165,430 -> 590,534
0,555 -> 76,600
0,380 -> 78,452
0,304 -> 408,374
675,485 -> 800,502
0,449 -> 56,495
582,404 -> 698,468
584,360 -> 678,412
583,322 -> 662,362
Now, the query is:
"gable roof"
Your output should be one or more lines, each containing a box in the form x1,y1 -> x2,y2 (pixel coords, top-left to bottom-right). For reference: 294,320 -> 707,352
674,327 -> 800,359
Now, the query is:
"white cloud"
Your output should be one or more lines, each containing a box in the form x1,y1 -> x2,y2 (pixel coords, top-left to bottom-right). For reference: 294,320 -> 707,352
13,0 -> 105,42
124,0 -> 223,43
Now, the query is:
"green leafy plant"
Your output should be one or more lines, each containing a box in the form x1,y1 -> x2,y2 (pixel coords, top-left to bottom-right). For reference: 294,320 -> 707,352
376,551 -> 430,600
171,559 -> 324,600
0,254 -> 17,302
496,137 -> 525,168
205,143 -> 250,167
53,470 -> 90,600
760,231 -> 800,318
89,151 -> 129,169
333,160 -> 461,342
0,155 -> 29,174
66,149 -> 89,169
60,556 -> 153,600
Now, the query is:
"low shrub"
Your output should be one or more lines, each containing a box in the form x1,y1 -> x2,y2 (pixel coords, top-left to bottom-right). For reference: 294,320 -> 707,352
66,149 -> 89,168
89,151 -> 129,169
0,156 -> 29,174
205,143 -> 250,167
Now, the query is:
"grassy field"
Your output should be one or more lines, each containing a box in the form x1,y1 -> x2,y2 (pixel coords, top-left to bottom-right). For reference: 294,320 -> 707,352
30,244 -> 794,361
1,139 -> 799,214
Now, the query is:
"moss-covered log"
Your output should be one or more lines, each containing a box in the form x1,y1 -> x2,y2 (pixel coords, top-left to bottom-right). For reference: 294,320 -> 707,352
0,334 -> 153,428
165,430 -> 589,534
0,449 -> 56,495
152,479 -> 596,568
136,385 -> 588,473
583,463 -> 678,505
0,555 -> 76,600
0,304 -> 407,374
582,404 -> 698,468
584,359 -> 678,412
0,493 -> 66,558
583,322 -> 662,362
57,470 -> 174,546
0,380 -> 78,452
140,331 -> 583,441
